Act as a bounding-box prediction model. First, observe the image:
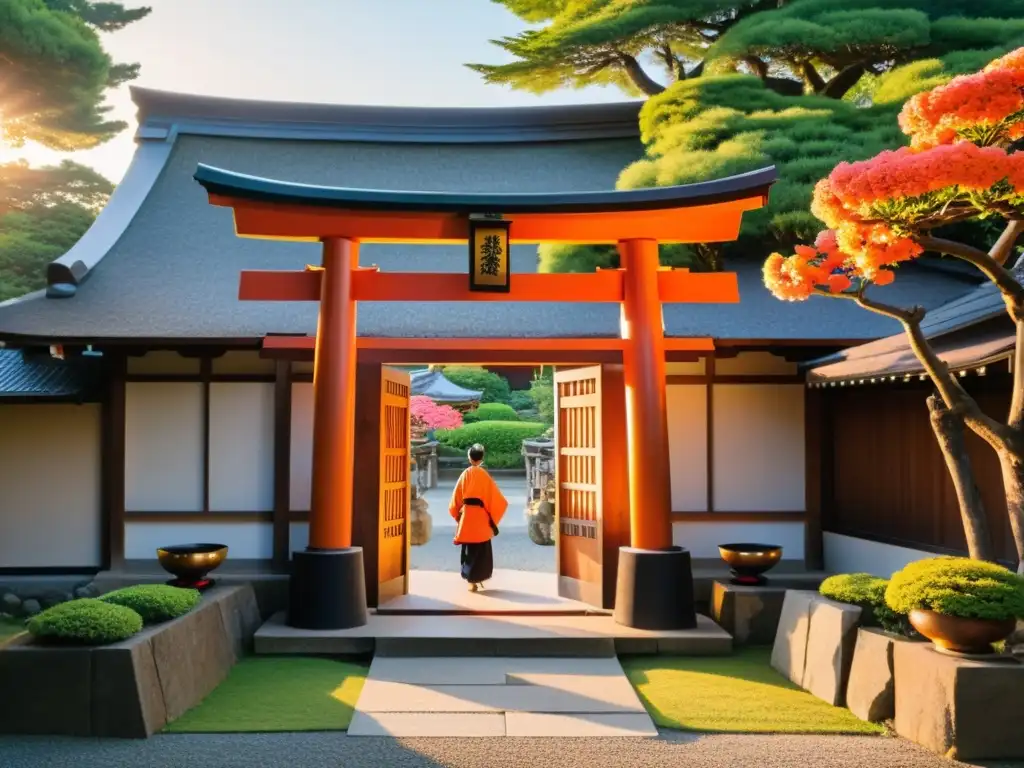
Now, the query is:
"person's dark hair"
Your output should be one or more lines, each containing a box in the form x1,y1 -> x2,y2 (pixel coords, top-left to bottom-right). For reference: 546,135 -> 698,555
468,443 -> 485,463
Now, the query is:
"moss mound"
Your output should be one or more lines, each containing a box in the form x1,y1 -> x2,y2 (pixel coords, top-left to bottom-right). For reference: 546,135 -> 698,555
819,573 -> 910,635
100,584 -> 201,624
28,598 -> 143,646
463,403 -> 519,423
885,557 -> 1024,621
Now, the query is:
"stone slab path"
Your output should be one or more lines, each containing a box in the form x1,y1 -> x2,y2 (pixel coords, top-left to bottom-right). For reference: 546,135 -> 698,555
348,656 -> 657,737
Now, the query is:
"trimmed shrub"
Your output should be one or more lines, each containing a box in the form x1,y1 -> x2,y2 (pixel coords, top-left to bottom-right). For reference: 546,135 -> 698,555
28,598 -> 143,646
100,584 -> 201,625
441,366 -> 511,404
820,573 -> 909,635
507,390 -> 534,411
464,403 -> 519,424
885,557 -> 1024,621
435,420 -> 547,455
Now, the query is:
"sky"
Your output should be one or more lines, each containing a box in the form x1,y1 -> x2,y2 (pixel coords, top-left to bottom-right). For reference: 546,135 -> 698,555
0,0 -> 628,182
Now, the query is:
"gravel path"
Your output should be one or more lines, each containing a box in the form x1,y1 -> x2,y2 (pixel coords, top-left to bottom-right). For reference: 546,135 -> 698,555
1,731 -> 1018,768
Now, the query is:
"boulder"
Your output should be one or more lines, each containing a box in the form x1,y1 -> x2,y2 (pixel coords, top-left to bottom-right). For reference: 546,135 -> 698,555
846,627 -> 916,722
74,583 -> 100,599
216,583 -> 262,658
894,640 -> 1024,760
526,499 -> 555,546
770,590 -> 816,686
2,593 -> 21,613
21,599 -> 41,616
711,581 -> 787,646
410,495 -> 432,546
802,596 -> 862,706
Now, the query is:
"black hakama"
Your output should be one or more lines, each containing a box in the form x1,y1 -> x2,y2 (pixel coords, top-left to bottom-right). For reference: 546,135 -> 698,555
460,540 -> 494,583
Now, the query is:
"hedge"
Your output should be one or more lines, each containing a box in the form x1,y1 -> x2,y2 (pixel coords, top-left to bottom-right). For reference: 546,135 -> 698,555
100,584 -> 201,625
435,420 -> 547,455
441,366 -> 511,404
28,598 -> 143,646
463,403 -> 519,423
885,556 -> 1024,621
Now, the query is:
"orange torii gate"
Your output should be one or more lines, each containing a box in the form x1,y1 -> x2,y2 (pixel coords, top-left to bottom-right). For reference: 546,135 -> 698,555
194,164 -> 776,630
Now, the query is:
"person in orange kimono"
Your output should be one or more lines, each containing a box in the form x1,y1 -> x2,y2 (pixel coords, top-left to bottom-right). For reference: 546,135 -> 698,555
449,443 -> 508,591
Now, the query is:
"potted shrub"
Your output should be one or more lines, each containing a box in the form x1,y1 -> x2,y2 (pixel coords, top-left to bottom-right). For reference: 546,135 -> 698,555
820,573 -> 919,722
885,557 -> 1024,655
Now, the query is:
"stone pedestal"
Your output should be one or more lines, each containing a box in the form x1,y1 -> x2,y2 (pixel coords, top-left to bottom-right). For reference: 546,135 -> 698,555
894,640 -> 1024,760
770,589 -> 862,706
846,627 -> 921,723
410,494 -> 432,546
711,581 -> 786,646
526,499 -> 555,546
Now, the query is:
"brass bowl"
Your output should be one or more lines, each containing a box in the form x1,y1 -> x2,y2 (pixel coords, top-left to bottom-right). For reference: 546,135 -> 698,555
718,543 -> 783,585
909,609 -> 1017,656
157,543 -> 228,587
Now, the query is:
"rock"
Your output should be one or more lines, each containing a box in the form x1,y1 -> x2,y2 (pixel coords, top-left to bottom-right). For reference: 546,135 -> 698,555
894,639 -> 1024,761
91,637 -> 167,738
216,583 -> 262,659
803,596 -> 862,706
74,583 -> 99,599
846,627 -> 909,722
21,599 -> 41,616
410,496 -> 432,546
770,590 -> 816,686
2,593 -> 21,613
711,581 -> 787,646
39,591 -> 73,609
526,499 -> 555,546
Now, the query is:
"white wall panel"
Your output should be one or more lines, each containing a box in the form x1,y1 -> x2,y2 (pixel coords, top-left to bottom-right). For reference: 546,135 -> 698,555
715,351 -> 797,376
290,383 -> 314,511
673,521 -> 805,560
125,522 -> 273,560
126,351 -> 199,374
823,532 -> 934,578
208,383 -> 275,511
125,382 -> 204,511
712,384 -> 805,512
666,384 -> 708,511
666,359 -> 706,375
0,405 -> 102,567
212,351 -> 276,375
289,522 -> 309,556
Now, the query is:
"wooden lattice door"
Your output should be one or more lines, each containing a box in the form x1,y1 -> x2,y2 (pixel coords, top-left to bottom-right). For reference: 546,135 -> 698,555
555,365 -> 605,606
378,366 -> 411,603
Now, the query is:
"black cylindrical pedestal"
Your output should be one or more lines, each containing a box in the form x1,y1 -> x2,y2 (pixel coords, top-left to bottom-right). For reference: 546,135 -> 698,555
613,546 -> 696,630
288,547 -> 368,629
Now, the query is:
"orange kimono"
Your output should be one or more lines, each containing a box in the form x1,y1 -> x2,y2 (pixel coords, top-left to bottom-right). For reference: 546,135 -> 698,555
448,465 -> 509,544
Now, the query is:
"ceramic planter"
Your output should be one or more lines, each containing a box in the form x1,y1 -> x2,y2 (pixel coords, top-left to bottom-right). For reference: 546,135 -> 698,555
908,608 -> 1016,655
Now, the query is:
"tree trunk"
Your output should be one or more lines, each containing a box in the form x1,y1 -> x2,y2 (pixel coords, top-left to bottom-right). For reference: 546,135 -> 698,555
617,54 -> 666,96
822,63 -> 869,99
927,394 -> 996,561
996,449 -> 1024,573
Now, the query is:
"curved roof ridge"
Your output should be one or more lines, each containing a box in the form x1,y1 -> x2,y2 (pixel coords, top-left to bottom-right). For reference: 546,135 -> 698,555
131,86 -> 644,144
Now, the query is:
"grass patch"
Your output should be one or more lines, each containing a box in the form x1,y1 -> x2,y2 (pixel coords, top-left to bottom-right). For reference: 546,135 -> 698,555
621,648 -> 884,735
0,616 -> 27,646
165,657 -> 368,733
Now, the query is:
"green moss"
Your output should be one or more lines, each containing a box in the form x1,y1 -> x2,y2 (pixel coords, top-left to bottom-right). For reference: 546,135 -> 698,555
28,598 -> 142,646
435,420 -> 547,455
100,584 -> 201,625
885,557 -> 1024,621
819,573 -> 911,635
463,403 -> 519,423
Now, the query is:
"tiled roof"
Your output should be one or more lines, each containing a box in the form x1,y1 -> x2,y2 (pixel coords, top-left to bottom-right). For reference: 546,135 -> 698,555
0,349 -> 99,399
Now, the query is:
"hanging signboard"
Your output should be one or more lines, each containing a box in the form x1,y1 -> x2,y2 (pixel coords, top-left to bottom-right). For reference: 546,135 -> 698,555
468,215 -> 511,293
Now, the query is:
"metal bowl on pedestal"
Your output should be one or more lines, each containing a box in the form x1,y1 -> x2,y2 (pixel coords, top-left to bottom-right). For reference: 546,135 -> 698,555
157,543 -> 228,591
718,543 -> 782,586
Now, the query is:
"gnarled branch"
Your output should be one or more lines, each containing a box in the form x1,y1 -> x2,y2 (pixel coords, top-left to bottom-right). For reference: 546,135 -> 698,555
614,52 -> 665,95
917,234 -> 1024,307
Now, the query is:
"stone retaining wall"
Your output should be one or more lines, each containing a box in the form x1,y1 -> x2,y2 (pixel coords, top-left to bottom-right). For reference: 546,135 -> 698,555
0,584 -> 260,738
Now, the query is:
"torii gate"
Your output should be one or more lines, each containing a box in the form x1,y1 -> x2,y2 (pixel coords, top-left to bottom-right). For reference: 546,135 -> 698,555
194,164 -> 777,631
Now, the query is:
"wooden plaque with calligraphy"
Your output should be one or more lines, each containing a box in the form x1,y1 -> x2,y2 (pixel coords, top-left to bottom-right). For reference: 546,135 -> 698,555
468,218 -> 511,293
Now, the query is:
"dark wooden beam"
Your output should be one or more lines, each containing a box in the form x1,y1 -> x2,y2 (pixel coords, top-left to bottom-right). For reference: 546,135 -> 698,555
671,511 -> 806,523
272,359 -> 293,572
200,356 -> 212,514
102,354 -> 127,570
804,387 -> 824,570
706,356 -> 715,513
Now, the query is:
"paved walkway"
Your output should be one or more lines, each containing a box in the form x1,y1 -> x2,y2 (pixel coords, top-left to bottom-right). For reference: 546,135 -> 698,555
1,732 -> 1014,768
349,656 -> 656,737
378,569 -> 590,614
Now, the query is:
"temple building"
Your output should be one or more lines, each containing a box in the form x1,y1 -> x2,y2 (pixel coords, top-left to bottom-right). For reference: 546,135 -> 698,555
0,87 -> 992,613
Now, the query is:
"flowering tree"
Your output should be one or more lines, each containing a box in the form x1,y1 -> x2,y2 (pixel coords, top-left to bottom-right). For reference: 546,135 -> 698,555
764,48 -> 1024,570
410,396 -> 463,440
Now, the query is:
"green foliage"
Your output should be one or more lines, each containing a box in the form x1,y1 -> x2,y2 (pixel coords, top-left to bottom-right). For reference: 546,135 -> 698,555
885,557 -> 1024,621
435,420 -> 548,455
0,160 -> 113,301
27,598 -> 143,645
819,573 -> 910,635
0,0 -> 150,149
528,367 -> 555,424
99,584 -> 201,625
441,366 -> 511,404
507,390 -> 534,412
463,402 -> 520,424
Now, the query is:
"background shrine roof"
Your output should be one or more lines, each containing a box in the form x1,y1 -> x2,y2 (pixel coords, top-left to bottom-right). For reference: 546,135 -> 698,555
0,349 -> 101,400
0,88 -> 980,346
410,369 -> 482,403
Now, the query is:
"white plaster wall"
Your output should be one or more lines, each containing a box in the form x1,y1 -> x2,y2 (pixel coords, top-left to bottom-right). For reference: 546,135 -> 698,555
126,351 -> 199,374
290,382 -> 314,511
125,522 -> 273,560
712,384 -> 805,512
208,383 -> 275,512
289,522 -> 309,556
666,384 -> 707,511
0,404 -> 102,568
212,351 -> 276,375
666,359 -> 706,375
714,351 -> 797,376
823,532 -> 935,578
125,382 -> 204,512
673,521 -> 805,560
